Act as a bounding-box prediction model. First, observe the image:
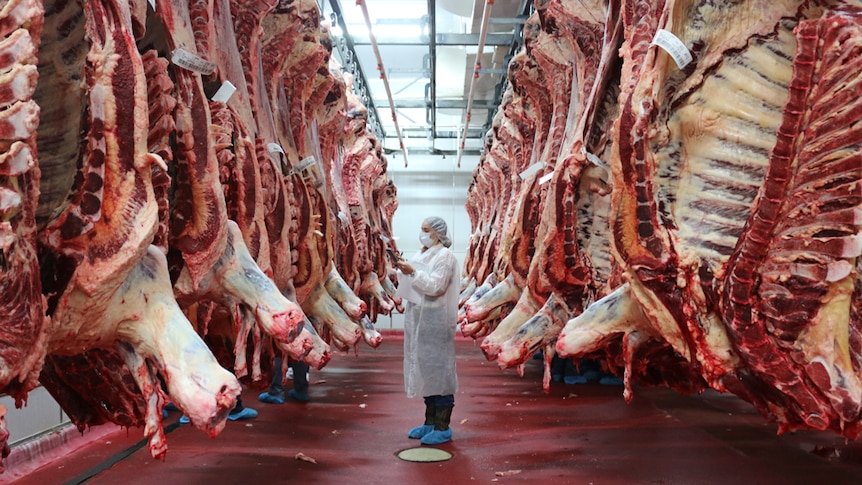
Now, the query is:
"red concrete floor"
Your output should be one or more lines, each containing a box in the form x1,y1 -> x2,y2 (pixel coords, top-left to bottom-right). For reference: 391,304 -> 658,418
5,334 -> 862,484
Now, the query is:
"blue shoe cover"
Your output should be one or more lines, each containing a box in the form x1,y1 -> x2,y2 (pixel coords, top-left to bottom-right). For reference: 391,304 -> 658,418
408,424 -> 434,439
552,374 -> 563,383
258,391 -> 285,404
564,375 -> 588,385
162,409 -> 168,420
227,407 -> 258,421
288,389 -> 310,402
582,370 -> 601,382
179,415 -> 190,424
599,376 -> 624,386
420,429 -> 452,445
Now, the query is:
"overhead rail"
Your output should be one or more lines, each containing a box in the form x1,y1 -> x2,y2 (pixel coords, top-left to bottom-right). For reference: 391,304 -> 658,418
456,0 -> 495,168
356,0 -> 410,167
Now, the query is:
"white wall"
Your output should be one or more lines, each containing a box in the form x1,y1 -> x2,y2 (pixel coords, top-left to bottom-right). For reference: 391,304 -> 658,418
377,153 -> 479,330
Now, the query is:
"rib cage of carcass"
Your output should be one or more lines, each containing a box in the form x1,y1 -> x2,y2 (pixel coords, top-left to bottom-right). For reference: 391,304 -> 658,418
0,0 -> 400,469
463,0 -> 862,439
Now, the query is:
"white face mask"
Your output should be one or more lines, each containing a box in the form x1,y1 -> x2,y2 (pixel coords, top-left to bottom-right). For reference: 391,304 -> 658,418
419,231 -> 435,248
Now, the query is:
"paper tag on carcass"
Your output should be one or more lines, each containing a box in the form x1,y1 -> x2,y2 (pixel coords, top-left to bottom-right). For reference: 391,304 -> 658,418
581,147 -> 609,171
171,48 -> 216,75
538,172 -> 553,185
211,81 -> 236,103
518,161 -> 546,180
267,143 -> 285,156
295,156 -> 317,173
148,0 -> 156,10
652,29 -> 692,69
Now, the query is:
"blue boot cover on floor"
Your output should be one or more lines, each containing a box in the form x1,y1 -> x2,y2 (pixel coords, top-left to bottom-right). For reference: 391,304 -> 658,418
288,389 -> 310,402
420,429 -> 452,445
227,407 -> 258,421
408,424 -> 434,439
258,391 -> 285,404
179,415 -> 190,424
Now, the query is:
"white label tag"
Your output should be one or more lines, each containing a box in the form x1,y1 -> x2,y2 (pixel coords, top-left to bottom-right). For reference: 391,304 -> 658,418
211,81 -> 236,103
538,172 -> 554,185
266,143 -> 285,155
148,0 -> 156,10
295,156 -> 316,172
581,147 -> 609,170
171,48 -> 216,75
652,29 -> 692,69
518,162 -> 546,180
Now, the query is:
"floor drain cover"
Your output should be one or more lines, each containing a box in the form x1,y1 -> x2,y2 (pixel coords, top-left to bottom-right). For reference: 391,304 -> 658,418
397,447 -> 453,462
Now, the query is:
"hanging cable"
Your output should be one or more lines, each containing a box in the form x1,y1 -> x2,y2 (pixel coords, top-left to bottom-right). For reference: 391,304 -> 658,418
356,0 -> 409,167
456,0 -> 494,168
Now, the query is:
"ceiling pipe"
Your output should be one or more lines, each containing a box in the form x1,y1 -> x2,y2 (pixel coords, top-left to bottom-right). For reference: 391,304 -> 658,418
456,0 -> 495,168
356,0 -> 410,167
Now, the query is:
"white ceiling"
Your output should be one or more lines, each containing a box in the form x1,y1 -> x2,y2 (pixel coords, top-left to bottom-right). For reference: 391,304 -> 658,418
320,0 -> 532,155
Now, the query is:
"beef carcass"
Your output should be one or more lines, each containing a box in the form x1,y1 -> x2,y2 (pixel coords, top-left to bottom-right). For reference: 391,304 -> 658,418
721,7 -> 862,437
173,221 -> 325,377
43,247 -> 242,459
461,17 -> 546,342
557,0 -> 862,438
30,0 -> 241,459
0,404 -> 8,472
0,0 -> 47,411
152,0 -> 228,289
481,0 -> 606,361
496,0 -> 620,384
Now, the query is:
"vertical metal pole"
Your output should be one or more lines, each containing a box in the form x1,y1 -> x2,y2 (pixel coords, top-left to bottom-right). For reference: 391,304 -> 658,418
456,0 -> 494,168
427,0 -> 437,148
356,0 -> 410,167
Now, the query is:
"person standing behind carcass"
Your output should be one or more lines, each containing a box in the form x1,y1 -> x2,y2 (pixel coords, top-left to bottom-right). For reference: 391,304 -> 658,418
394,216 -> 460,445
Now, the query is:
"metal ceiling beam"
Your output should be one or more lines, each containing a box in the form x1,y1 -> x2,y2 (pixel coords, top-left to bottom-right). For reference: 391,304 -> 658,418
385,147 -> 483,156
378,99 -> 498,109
352,33 -> 515,46
400,127 -> 486,138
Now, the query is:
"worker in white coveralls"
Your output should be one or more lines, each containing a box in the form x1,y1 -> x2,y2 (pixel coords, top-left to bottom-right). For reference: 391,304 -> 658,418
394,216 -> 460,445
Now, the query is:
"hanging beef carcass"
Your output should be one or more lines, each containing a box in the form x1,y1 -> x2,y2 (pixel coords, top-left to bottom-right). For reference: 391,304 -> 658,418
556,0 -> 706,393
460,16 -> 546,341
479,1 -> 604,365
134,1 -> 325,400
558,0 -> 862,438
487,0 -> 622,392
29,0 -> 241,460
0,0 -> 47,415
0,0 -> 398,471
258,2 -> 371,351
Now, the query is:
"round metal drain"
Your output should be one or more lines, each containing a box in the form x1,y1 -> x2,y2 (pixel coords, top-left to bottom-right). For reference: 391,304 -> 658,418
397,447 -> 453,462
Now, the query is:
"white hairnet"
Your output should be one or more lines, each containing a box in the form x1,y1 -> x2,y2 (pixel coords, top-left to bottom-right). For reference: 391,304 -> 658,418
424,216 -> 452,248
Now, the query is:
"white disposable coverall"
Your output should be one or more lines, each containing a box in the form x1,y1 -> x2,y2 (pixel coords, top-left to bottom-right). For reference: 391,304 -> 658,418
402,244 -> 459,398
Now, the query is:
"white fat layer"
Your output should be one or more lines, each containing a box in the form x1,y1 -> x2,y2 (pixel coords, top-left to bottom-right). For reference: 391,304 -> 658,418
799,276 -> 861,418
557,284 -> 652,357
0,29 -> 36,72
481,290 -> 541,357
174,221 -> 312,365
0,64 -> 37,108
663,24 -> 795,267
303,283 -> 361,346
464,273 -> 521,321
